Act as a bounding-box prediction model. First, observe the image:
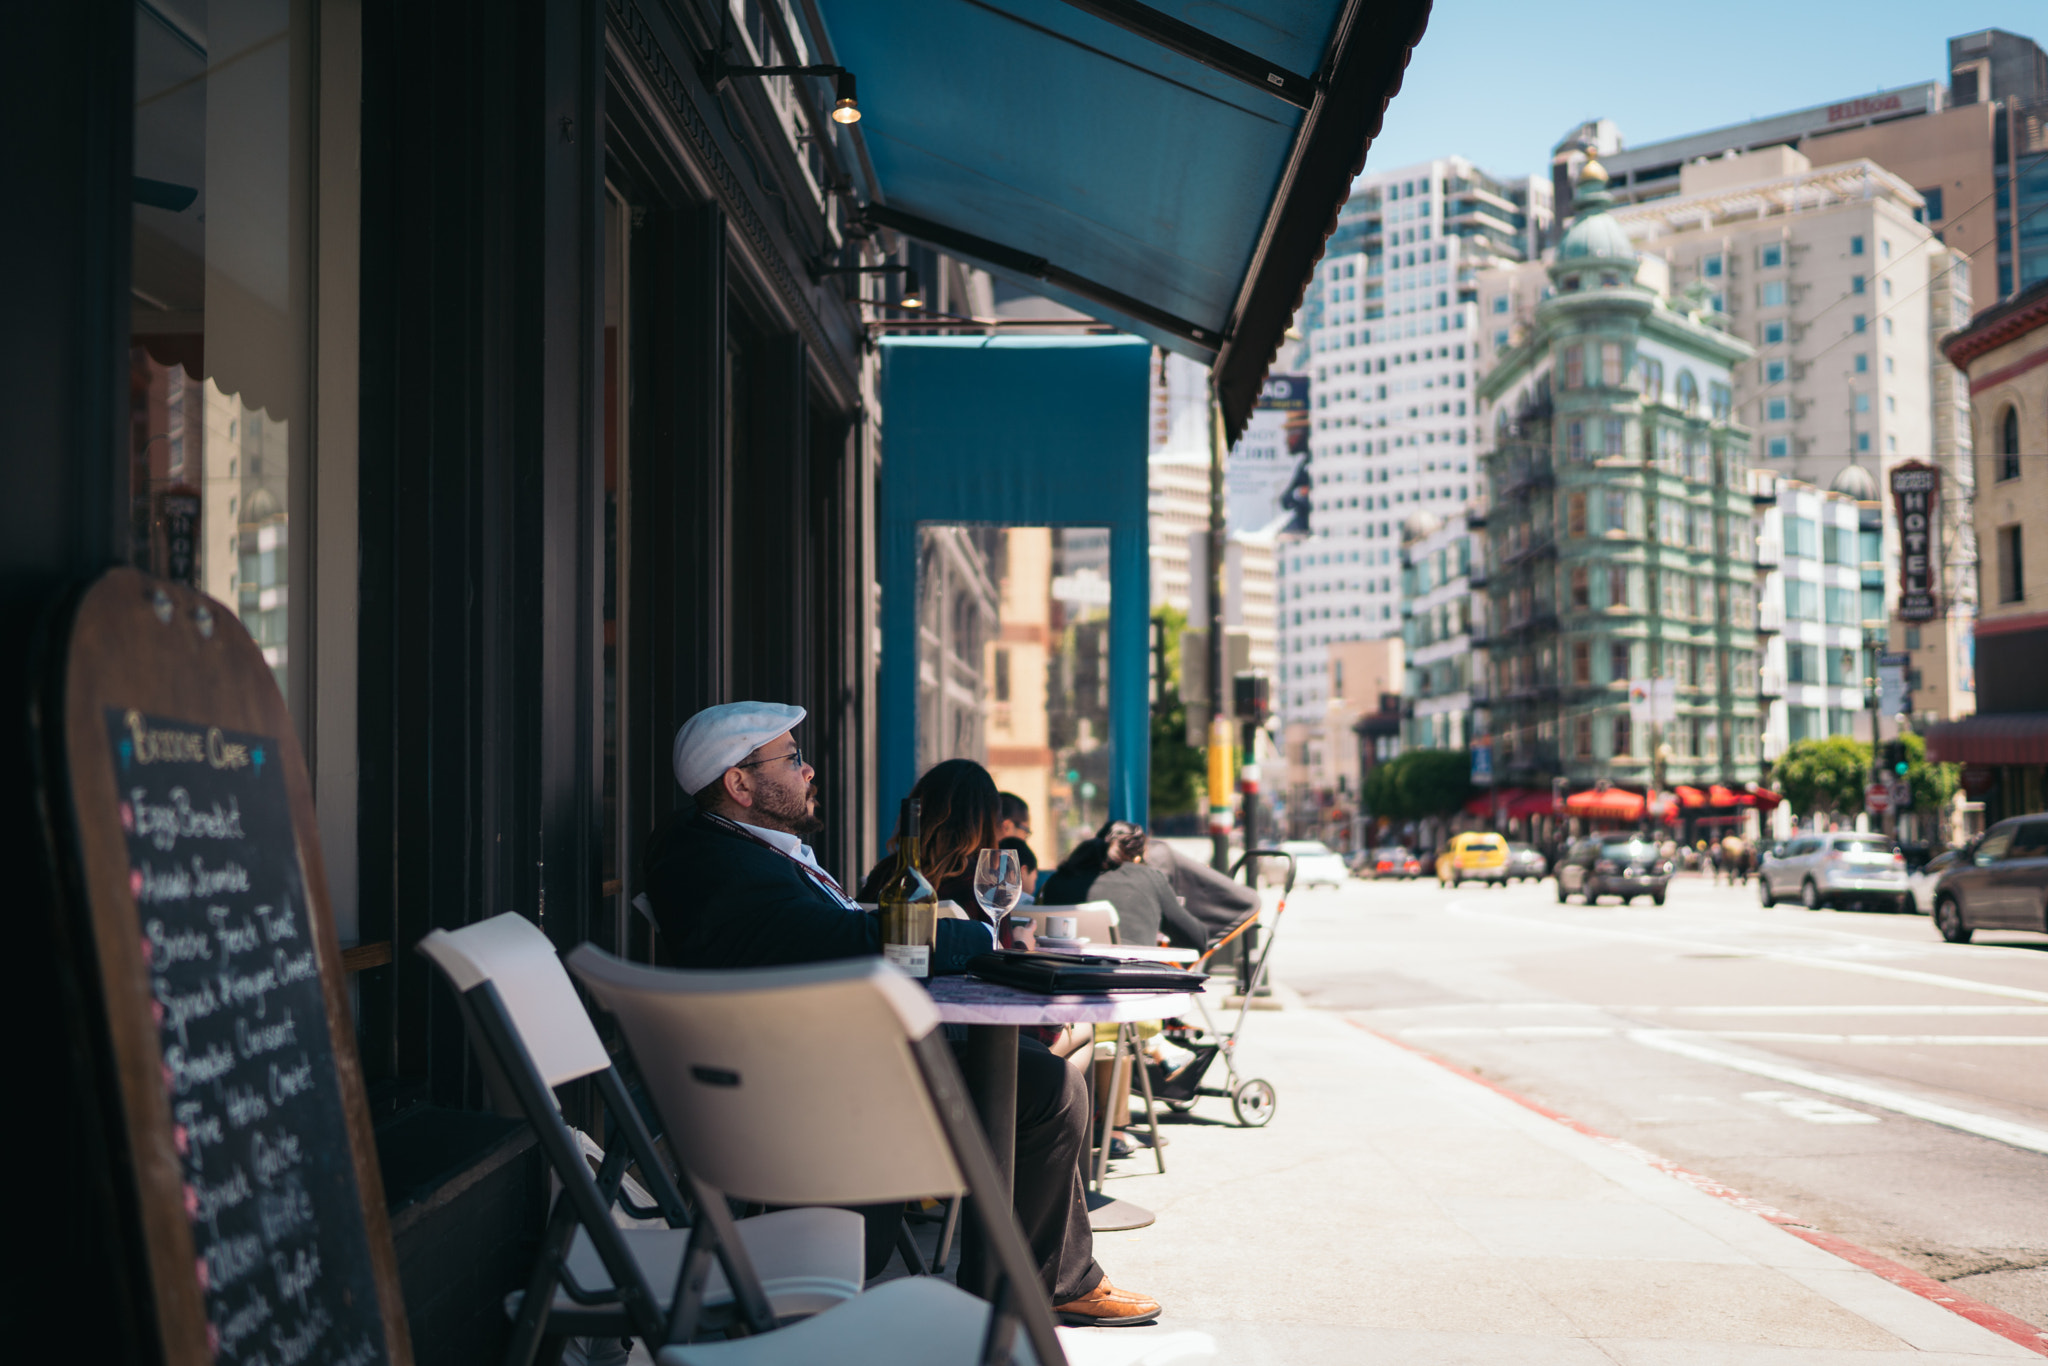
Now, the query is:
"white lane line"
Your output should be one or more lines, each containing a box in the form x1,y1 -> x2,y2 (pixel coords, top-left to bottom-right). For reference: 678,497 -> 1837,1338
1639,1004 -> 2048,1016
1630,1029 -> 2048,1157
1709,1032 -> 2048,1046
1743,1090 -> 1882,1125
1399,1026 -> 2048,1045
1379,1002 -> 2048,1016
1447,904 -> 2048,1005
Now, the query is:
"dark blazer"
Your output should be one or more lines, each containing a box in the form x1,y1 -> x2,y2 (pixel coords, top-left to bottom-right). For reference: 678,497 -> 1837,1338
647,811 -> 989,970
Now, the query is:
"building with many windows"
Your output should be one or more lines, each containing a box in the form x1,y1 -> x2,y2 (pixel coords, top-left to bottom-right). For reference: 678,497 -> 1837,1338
1475,155 -> 1763,793
1279,158 -> 1550,759
1402,509 -> 1479,752
1753,476 -> 1886,758
1559,26 -> 2047,310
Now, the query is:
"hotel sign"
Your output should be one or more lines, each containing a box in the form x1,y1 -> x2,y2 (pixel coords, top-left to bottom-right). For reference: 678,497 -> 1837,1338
1890,461 -> 1940,622
1827,93 -> 1903,124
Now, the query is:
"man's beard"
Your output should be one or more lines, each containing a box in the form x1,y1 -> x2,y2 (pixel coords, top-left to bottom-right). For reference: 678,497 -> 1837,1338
753,781 -> 824,836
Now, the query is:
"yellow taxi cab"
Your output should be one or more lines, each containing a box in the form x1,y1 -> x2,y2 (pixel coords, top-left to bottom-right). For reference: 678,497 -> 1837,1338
1436,831 -> 1510,887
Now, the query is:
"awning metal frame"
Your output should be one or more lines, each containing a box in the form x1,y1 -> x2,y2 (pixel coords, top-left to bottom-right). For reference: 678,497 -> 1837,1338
798,0 -> 1433,442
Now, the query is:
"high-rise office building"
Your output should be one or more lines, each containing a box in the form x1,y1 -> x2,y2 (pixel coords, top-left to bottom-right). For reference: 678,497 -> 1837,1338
1277,156 -> 1550,808
1280,158 -> 1550,723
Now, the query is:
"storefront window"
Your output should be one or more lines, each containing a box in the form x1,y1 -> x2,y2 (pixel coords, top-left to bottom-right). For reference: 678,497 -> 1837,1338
130,0 -> 306,706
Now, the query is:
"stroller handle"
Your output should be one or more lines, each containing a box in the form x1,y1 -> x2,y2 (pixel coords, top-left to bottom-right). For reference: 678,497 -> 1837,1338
1197,848 -> 1294,969
1228,847 -> 1296,897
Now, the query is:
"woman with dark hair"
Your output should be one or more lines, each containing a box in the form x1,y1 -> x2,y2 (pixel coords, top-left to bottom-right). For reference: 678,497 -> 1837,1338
856,757 -> 1003,913
1039,821 -> 1209,949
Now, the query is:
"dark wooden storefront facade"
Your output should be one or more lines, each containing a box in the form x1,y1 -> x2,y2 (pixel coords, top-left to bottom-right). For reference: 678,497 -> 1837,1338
8,2 -> 876,1359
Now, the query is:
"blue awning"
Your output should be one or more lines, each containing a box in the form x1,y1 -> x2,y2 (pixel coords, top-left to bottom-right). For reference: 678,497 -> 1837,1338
799,0 -> 1431,439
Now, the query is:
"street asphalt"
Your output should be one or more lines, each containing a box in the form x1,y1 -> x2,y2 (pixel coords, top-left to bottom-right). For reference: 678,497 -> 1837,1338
1279,871 -> 2048,1334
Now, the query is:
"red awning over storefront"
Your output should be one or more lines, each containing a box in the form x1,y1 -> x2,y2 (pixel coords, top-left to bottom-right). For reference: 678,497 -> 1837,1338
1926,714 -> 2048,766
1464,788 -> 1561,821
1709,784 -> 1739,806
1566,788 -> 1645,821
1674,785 -> 1706,807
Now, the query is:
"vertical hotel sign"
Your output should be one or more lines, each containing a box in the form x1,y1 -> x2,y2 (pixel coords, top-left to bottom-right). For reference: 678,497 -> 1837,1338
1890,461 -> 1939,622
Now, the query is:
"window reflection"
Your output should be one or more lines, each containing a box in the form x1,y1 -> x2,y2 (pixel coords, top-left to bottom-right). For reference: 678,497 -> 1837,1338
130,0 -> 302,703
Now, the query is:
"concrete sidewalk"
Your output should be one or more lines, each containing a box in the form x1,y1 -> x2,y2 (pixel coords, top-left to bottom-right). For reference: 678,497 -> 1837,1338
1059,986 -> 2044,1365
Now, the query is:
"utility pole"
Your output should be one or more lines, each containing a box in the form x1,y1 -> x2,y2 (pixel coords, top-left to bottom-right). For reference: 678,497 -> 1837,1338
1862,621 -> 1889,835
1207,395 -> 1233,873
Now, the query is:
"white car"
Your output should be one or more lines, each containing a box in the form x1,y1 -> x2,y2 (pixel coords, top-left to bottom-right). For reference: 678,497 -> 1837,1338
1269,840 -> 1350,889
1903,848 -> 1955,916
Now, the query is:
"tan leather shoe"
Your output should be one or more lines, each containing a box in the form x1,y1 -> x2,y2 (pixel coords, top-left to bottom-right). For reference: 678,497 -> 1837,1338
1052,1277 -> 1161,1326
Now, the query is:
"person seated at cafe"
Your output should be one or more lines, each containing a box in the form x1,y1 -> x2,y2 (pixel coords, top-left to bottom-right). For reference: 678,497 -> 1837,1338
1000,836 -> 1039,904
998,791 -> 1039,888
1040,821 -> 1210,950
854,758 -> 1002,914
645,703 -> 1159,1327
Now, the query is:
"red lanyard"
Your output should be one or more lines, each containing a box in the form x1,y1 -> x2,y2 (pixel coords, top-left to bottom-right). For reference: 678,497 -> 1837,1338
701,812 -> 861,908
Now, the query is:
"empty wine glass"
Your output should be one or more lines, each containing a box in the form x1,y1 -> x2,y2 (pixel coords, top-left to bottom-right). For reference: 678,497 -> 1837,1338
973,848 -> 1023,927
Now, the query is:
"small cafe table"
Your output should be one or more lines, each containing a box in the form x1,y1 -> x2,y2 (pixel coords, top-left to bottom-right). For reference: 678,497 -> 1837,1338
925,974 -> 1195,1298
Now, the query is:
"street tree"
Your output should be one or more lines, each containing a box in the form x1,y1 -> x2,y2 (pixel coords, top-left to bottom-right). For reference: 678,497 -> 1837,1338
1148,606 -> 1206,818
1774,736 -> 1870,819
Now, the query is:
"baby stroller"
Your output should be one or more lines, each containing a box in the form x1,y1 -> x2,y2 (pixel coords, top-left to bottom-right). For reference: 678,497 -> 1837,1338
1146,848 -> 1293,1127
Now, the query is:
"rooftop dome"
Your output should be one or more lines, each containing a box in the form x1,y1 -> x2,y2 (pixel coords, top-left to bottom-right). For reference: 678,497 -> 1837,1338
1830,463 -> 1878,500
1403,510 -> 1443,540
1554,152 -> 1637,268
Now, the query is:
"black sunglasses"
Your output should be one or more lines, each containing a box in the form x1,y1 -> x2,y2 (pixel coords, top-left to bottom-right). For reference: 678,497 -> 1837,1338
733,745 -> 804,772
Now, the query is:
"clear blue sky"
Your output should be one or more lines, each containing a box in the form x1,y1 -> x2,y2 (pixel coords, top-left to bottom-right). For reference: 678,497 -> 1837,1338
1363,3 -> 2043,181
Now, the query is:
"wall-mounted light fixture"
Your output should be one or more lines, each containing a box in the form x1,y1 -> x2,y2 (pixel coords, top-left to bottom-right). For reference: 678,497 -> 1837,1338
711,58 -> 860,124
815,262 -> 923,309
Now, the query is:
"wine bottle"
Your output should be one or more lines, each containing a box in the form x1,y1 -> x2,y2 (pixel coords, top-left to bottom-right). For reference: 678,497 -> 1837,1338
879,798 -> 938,978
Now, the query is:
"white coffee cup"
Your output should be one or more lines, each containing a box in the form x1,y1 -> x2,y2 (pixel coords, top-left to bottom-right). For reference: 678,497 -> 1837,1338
1043,914 -> 1077,940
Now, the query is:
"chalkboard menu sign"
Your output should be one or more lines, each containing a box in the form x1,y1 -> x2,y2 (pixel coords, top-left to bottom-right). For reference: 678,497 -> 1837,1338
41,570 -> 409,1366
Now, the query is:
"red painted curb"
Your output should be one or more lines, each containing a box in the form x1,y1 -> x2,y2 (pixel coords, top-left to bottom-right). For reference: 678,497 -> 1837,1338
1356,1021 -> 2048,1357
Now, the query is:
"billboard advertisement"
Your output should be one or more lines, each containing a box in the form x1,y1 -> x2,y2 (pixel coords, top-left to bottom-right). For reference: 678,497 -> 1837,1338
1227,373 -> 1311,535
1889,461 -> 1940,623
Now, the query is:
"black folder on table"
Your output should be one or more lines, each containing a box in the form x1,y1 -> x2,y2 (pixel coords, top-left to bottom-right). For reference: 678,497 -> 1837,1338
965,950 -> 1209,995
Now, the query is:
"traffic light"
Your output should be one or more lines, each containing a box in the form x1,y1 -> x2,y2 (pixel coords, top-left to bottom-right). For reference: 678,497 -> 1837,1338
1882,739 -> 1907,777
1233,672 -> 1270,726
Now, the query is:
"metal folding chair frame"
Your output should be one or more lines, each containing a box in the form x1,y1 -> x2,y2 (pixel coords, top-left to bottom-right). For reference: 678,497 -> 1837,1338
458,979 -> 779,1364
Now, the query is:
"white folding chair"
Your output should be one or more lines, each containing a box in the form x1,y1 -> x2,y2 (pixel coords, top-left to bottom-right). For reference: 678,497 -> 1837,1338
416,915 -> 864,1364
566,948 -> 1068,1366
1024,900 -> 1120,944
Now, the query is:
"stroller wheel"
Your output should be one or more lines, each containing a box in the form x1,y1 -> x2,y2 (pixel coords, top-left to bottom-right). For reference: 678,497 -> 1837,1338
1232,1078 -> 1277,1127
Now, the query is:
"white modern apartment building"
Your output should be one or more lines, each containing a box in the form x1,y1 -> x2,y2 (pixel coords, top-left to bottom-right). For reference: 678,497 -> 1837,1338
1754,476 -> 1885,757
1149,350 -> 1278,677
1280,157 -> 1551,735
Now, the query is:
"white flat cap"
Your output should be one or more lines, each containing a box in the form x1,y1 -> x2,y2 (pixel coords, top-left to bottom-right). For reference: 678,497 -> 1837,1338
673,701 -> 806,794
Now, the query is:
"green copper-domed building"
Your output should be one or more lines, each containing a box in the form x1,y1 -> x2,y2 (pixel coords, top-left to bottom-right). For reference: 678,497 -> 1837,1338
1473,154 -> 1763,798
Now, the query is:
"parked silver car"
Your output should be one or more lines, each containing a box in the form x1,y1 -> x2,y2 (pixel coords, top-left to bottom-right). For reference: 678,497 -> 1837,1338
1504,842 -> 1549,882
1931,815 -> 2048,943
1758,833 -> 1908,911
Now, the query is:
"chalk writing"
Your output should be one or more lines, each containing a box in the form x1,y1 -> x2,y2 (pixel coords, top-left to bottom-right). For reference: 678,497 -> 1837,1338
110,710 -> 386,1363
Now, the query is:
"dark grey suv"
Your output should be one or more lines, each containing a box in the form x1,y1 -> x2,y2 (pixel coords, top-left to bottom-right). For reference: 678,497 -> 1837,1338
1932,815 -> 2048,943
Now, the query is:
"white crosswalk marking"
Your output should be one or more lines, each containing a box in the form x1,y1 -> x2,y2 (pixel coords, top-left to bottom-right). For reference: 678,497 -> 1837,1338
1743,1090 -> 1881,1124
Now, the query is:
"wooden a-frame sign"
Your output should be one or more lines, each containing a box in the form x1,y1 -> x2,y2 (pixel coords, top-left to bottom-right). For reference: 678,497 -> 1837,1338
36,569 -> 410,1366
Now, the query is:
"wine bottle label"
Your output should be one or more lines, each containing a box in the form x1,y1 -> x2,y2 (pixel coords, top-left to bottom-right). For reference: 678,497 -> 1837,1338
883,943 -> 930,978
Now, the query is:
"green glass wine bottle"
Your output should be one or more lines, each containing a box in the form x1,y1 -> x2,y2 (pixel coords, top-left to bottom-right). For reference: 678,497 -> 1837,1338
878,797 -> 938,977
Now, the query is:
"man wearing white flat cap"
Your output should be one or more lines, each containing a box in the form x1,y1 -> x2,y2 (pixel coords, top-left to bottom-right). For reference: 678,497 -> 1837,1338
646,700 -> 962,964
644,700 -> 1163,1328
